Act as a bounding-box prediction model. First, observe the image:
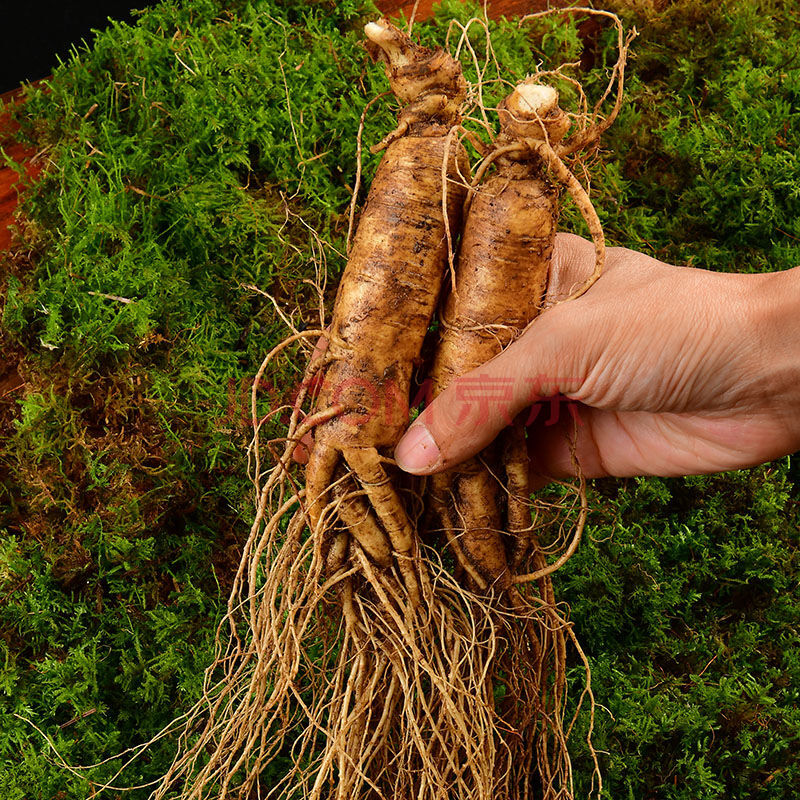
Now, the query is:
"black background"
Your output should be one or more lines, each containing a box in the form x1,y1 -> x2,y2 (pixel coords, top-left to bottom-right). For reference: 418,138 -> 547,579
2,2 -> 159,93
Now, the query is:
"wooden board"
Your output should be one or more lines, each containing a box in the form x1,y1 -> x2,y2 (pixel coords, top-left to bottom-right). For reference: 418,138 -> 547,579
0,85 -> 43,252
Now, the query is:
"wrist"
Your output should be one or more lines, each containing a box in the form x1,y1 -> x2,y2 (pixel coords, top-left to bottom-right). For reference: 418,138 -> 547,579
751,265 -> 800,450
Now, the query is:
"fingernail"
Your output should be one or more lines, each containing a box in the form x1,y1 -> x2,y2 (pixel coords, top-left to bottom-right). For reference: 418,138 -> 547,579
395,423 -> 441,474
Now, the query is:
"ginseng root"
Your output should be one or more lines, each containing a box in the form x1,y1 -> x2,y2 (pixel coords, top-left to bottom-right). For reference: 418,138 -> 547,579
149,20 -> 512,800
303,18 -> 469,606
424,79 -> 615,797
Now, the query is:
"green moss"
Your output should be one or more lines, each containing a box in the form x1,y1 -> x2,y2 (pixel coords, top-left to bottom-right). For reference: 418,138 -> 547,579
0,0 -> 798,796
560,467 -> 800,798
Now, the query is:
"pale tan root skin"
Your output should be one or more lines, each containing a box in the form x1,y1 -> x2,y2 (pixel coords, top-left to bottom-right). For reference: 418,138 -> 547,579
307,129 -> 469,602
344,446 -> 427,605
420,80 -> 610,796
330,473 -> 393,569
504,418 -> 537,571
429,158 -> 557,588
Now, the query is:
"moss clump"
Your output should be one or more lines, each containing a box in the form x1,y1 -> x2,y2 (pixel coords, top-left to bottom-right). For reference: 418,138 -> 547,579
0,0 -> 798,797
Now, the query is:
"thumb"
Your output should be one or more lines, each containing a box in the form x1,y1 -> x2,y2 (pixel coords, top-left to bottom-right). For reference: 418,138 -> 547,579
394,306 -> 584,474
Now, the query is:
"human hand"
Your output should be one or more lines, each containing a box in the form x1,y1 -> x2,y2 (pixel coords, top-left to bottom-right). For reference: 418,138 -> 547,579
394,233 -> 800,482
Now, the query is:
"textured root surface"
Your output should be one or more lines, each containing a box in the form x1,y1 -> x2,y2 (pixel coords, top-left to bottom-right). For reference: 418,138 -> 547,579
344,446 -> 428,607
432,459 -> 510,592
310,133 -> 468,453
429,468 -> 596,799
504,419 -> 537,570
415,69 -> 617,797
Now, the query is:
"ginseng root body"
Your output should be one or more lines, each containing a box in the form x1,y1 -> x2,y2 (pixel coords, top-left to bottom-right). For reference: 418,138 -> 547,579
429,83 -> 566,592
425,82 -> 597,798
305,20 -> 468,604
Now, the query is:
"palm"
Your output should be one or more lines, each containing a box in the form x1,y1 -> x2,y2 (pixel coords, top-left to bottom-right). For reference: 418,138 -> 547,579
526,404 -> 791,482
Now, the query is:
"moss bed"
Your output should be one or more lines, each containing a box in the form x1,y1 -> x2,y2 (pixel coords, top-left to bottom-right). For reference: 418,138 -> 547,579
1,0 -> 798,797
